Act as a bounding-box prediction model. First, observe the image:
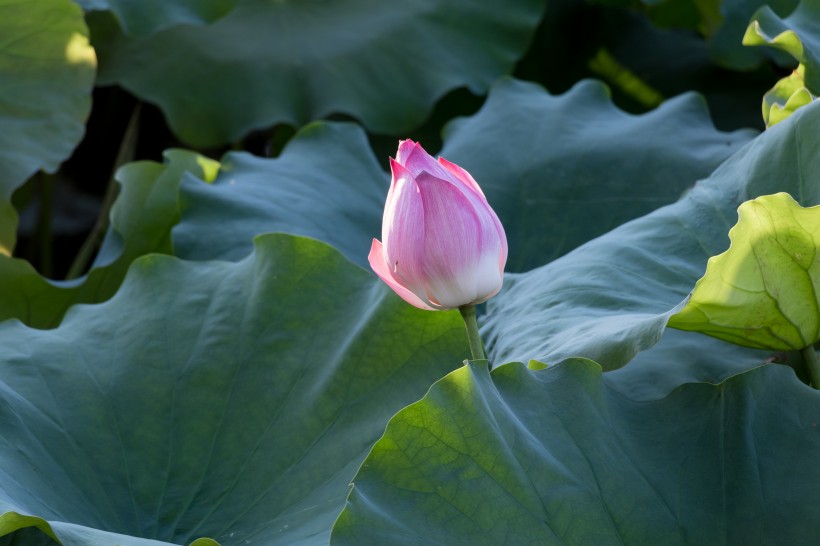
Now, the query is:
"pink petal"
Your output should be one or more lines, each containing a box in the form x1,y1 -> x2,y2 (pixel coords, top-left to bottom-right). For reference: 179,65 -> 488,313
438,157 -> 487,199
385,157 -> 403,214
414,172 -> 505,308
437,157 -> 508,270
382,160 -> 429,300
376,140 -> 508,310
368,239 -> 434,310
399,141 -> 452,181
395,139 -> 418,165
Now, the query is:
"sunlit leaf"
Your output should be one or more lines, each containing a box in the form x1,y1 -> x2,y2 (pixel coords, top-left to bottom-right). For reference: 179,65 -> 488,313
743,0 -> 820,124
669,193 -> 820,351
588,0 -> 799,69
0,0 -> 96,252
0,235 -> 468,545
761,67 -> 815,126
332,360 -> 820,545
707,0 -> 798,68
744,0 -> 820,92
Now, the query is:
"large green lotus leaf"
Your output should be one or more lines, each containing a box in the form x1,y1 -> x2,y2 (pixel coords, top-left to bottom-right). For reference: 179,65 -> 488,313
0,0 -> 96,253
331,359 -> 820,545
669,193 -> 820,350
173,79 -> 755,273
439,78 -> 755,271
744,0 -> 820,93
482,98 -> 820,396
173,123 -> 385,266
0,234 -> 468,545
0,149 -> 217,328
89,0 -> 545,148
74,0 -> 239,36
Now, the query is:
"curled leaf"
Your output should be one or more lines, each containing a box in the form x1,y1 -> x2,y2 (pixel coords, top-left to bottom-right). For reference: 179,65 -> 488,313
669,192 -> 820,351
761,67 -> 815,127
744,0 -> 820,125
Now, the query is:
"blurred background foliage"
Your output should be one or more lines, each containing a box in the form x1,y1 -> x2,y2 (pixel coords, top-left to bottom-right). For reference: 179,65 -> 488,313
5,1 -> 820,544
7,0 -> 803,280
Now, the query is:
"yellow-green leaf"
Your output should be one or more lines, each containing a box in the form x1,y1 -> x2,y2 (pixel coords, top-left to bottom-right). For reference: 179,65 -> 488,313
0,0 -> 96,253
761,68 -> 815,127
669,192 -> 820,350
743,0 -> 820,125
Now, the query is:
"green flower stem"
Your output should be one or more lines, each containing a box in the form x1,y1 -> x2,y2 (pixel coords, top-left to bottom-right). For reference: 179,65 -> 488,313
36,172 -> 54,278
802,345 -> 820,389
66,103 -> 141,280
459,304 -> 486,362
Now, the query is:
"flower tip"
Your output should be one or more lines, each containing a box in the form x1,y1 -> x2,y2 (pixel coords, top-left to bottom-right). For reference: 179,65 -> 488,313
389,157 -> 413,181
396,139 -> 419,160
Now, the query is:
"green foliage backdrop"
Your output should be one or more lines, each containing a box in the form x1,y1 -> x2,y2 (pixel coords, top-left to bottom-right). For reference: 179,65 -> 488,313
0,0 -> 95,253
2,0 -> 820,544
89,0 -> 546,147
333,360 -> 820,545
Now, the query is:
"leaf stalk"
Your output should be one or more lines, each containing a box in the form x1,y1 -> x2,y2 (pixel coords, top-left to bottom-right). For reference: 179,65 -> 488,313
459,304 -> 486,363
66,103 -> 141,280
802,345 -> 820,389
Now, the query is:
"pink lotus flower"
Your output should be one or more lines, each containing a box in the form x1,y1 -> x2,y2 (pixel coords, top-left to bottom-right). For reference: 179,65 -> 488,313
368,140 -> 507,310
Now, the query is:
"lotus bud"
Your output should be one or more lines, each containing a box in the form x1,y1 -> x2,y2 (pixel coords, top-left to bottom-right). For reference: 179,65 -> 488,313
368,140 -> 507,311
